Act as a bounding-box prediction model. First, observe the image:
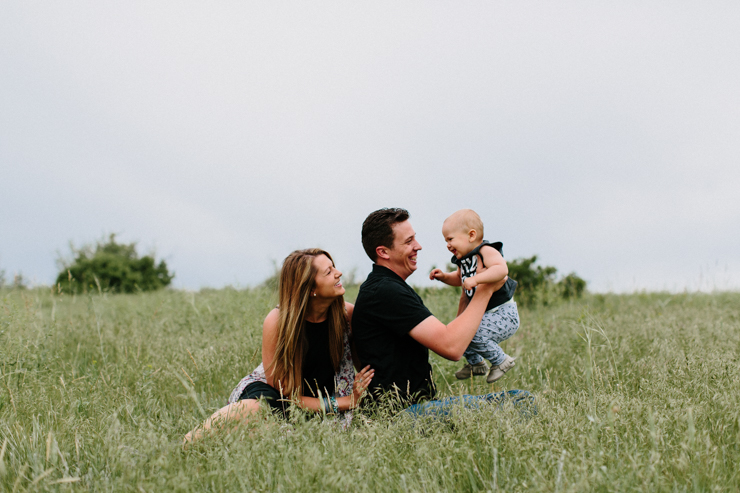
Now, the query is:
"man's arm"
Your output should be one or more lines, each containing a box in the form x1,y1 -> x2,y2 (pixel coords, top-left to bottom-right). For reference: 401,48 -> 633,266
408,281 -> 496,361
456,290 -> 469,316
462,247 -> 508,291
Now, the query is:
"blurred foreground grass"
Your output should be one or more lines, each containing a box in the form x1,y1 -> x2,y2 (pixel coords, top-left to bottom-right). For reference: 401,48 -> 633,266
1,287 -> 738,492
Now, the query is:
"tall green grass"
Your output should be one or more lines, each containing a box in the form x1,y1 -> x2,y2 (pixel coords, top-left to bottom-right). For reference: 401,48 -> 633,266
1,287 -> 738,491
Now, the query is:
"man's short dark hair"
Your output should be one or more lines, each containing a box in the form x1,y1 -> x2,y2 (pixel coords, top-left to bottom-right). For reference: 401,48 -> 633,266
361,208 -> 410,262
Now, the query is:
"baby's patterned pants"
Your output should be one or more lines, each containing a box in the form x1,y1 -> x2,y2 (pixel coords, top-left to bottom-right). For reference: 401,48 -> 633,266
464,302 -> 519,367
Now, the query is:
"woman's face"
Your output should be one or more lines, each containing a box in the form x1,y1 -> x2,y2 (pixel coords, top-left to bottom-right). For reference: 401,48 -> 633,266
312,254 -> 345,299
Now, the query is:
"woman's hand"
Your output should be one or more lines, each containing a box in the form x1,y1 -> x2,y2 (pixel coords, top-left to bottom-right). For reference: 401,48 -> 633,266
351,365 -> 374,408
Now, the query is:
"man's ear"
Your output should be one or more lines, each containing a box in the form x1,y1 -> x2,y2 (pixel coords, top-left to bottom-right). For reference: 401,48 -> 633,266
376,245 -> 391,260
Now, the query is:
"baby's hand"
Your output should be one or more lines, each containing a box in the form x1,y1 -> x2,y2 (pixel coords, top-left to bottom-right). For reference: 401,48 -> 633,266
463,277 -> 478,291
429,268 -> 444,281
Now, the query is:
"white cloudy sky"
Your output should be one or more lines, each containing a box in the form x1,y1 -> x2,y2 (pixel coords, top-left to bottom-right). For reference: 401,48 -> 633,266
2,2 -> 739,292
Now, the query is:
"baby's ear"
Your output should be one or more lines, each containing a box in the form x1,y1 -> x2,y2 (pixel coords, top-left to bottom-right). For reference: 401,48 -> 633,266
468,229 -> 479,242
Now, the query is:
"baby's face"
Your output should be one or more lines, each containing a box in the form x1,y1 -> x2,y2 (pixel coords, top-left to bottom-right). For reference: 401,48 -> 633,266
442,221 -> 475,259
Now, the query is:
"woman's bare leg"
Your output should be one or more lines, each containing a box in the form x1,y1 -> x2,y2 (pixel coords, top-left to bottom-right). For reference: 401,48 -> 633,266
184,399 -> 262,443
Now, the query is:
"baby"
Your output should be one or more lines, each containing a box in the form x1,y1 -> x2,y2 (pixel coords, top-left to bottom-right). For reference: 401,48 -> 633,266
429,209 -> 520,382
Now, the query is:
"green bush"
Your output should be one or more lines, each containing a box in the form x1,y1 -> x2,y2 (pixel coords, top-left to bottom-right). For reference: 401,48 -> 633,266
559,272 -> 587,299
55,234 -> 174,294
507,255 -> 586,306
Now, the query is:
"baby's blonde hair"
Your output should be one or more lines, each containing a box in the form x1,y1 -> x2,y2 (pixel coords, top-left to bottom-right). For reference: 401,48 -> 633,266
445,209 -> 484,238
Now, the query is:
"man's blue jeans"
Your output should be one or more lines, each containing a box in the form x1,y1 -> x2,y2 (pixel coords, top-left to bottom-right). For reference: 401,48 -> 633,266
402,390 -> 535,418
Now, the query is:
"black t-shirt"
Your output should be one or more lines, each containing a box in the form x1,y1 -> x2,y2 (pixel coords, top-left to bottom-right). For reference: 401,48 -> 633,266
352,264 -> 435,406
302,319 -> 336,398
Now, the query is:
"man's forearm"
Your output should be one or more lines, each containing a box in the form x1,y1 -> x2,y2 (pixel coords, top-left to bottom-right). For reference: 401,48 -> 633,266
444,285 -> 493,357
408,284 -> 495,361
456,291 -> 468,316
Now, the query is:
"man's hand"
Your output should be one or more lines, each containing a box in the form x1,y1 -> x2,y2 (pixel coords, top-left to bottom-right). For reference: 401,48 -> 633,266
474,275 -> 506,295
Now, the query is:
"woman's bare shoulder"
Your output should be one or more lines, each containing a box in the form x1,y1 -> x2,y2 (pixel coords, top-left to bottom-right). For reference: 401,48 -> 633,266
344,302 -> 355,327
263,307 -> 280,328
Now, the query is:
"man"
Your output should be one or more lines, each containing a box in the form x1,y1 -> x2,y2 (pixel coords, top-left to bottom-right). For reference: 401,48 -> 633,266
352,208 -> 504,408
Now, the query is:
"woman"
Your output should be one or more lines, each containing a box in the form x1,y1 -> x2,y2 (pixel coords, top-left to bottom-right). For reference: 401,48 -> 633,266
185,249 -> 374,442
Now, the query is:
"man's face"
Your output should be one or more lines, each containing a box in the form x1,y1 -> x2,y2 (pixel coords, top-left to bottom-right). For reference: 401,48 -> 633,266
386,220 -> 422,280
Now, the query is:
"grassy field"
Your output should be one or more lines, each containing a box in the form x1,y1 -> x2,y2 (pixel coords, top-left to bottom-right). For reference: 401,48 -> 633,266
1,286 -> 739,492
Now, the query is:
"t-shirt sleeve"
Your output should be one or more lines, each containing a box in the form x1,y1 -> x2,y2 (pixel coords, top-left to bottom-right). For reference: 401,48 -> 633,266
376,281 -> 433,338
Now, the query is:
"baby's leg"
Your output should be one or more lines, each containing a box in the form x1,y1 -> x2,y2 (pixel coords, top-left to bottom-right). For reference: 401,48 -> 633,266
468,303 -> 520,366
463,344 -> 485,365
458,334 -> 488,379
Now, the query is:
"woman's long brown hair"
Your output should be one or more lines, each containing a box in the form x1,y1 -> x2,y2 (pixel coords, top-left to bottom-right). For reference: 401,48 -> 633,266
269,249 -> 346,397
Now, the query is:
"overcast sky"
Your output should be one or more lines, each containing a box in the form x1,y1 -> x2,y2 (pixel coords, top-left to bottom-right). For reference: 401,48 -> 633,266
2,2 -> 739,293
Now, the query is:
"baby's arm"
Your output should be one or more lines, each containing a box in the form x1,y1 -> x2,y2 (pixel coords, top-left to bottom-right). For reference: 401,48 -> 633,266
462,247 -> 508,291
429,267 -> 462,286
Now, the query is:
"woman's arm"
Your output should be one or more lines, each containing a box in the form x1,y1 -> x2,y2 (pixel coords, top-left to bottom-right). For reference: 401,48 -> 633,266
293,365 -> 374,412
345,302 -> 355,322
261,308 -> 280,388
345,302 -> 362,371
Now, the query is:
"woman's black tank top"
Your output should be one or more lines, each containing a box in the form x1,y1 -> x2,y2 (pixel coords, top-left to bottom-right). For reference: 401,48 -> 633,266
301,319 -> 336,397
